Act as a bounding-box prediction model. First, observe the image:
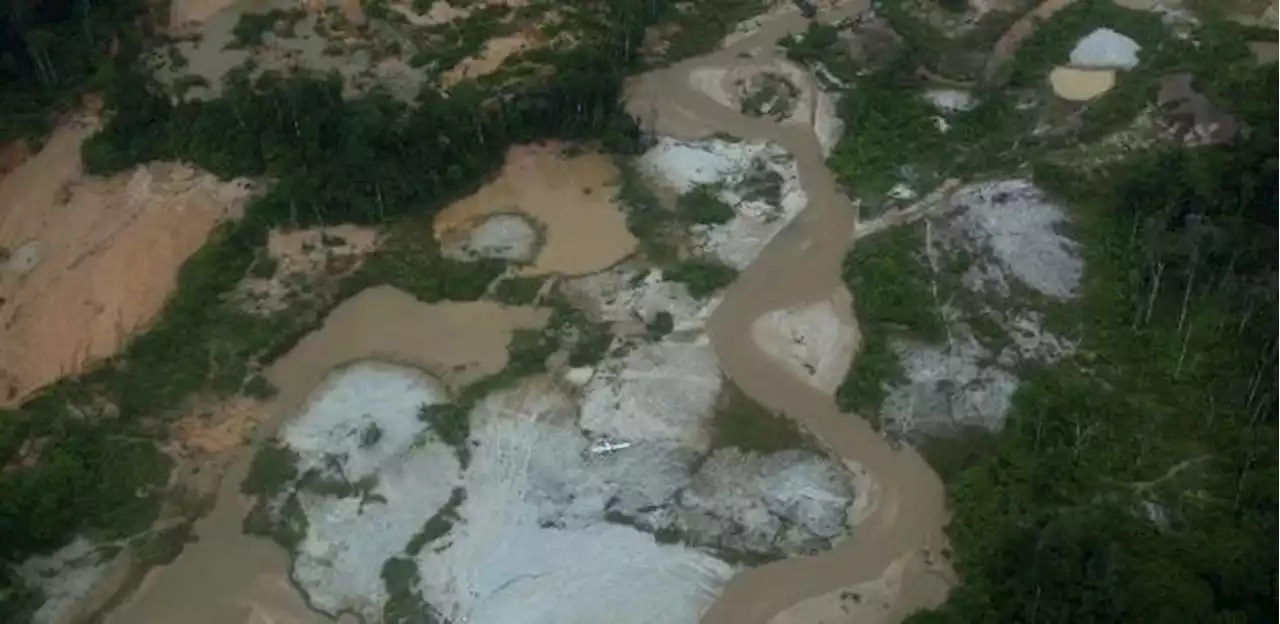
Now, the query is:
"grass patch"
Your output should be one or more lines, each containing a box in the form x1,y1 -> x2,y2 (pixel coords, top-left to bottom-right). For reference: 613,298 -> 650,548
615,157 -> 680,262
710,382 -> 807,454
404,487 -> 466,556
381,556 -> 442,624
241,442 -> 300,497
491,276 -> 545,306
739,73 -> 801,121
419,403 -> 470,465
677,184 -> 736,225
834,222 -> 942,419
665,258 -> 738,298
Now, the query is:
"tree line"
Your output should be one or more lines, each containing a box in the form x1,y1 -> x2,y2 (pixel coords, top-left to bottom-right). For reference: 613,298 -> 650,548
910,92 -> 1277,622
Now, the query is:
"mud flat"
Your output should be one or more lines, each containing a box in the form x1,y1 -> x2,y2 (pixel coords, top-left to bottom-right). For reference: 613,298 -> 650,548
0,122 -> 252,407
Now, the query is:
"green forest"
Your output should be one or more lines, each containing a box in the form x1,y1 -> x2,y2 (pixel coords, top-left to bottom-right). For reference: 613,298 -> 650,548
1,0 -> 1277,621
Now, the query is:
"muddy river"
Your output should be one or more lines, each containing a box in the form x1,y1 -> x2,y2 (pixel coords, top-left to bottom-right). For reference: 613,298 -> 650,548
626,3 -> 951,622
106,3 -> 950,622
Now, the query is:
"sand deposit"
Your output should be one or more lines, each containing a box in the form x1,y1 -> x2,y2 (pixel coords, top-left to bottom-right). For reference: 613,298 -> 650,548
564,263 -> 721,331
0,123 -> 252,407
440,213 -> 540,263
433,144 -> 637,276
923,89 -> 976,113
1069,28 -> 1142,69
640,137 -> 808,270
1049,66 -> 1117,101
282,363 -> 459,620
768,550 -> 951,624
237,225 -> 380,315
169,0 -> 239,29
18,538 -> 124,624
750,287 -> 859,394
442,34 -> 535,87
688,60 -> 844,155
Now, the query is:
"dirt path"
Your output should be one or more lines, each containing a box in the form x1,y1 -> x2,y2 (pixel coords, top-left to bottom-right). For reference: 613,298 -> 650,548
626,4 -> 951,622
982,0 -> 1080,82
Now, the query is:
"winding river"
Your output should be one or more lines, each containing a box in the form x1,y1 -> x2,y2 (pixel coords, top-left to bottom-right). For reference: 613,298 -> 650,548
104,4 -> 950,623
626,4 -> 951,622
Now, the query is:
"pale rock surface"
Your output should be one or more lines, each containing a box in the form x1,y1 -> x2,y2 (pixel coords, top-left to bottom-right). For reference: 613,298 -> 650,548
417,380 -> 737,624
18,538 -> 120,624
640,138 -> 808,270
948,179 -> 1082,299
579,338 -> 723,450
1069,28 -> 1142,70
279,362 -> 462,620
750,289 -> 859,394
673,448 -> 854,557
440,213 -> 539,262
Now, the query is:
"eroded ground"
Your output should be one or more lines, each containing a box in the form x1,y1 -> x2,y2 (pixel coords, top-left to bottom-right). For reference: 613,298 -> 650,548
0,123 -> 251,407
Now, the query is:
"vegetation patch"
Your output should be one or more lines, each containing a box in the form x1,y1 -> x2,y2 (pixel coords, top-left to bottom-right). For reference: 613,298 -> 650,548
739,73 -> 800,121
908,80 -> 1277,624
710,382 -> 807,454
676,184 -> 736,225
491,276 -> 546,306
664,258 -> 739,298
834,222 -> 944,419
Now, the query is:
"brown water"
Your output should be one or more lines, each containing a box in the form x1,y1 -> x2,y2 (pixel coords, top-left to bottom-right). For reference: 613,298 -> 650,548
106,287 -> 546,624
625,4 -> 951,622
107,4 -> 951,622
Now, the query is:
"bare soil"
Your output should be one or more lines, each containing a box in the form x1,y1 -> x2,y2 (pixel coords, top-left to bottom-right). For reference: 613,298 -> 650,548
168,0 -> 240,29
441,34 -> 535,87
236,225 -> 379,315
0,122 -> 251,407
1049,66 -> 1117,100
433,143 -> 638,276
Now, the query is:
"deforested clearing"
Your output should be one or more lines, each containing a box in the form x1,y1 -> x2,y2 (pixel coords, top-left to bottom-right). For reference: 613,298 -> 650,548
0,123 -> 251,407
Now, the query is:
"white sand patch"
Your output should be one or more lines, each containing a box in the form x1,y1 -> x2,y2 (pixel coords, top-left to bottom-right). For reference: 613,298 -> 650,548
441,213 -> 540,262
1069,28 -> 1142,69
281,362 -> 460,620
281,362 -> 449,483
950,179 -> 1082,299
750,288 -> 859,395
563,264 -> 720,330
417,381 -> 737,624
19,538 -> 122,624
293,446 -> 461,620
640,138 -> 808,270
923,89 -> 976,113
675,448 -> 854,555
580,338 -> 723,450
